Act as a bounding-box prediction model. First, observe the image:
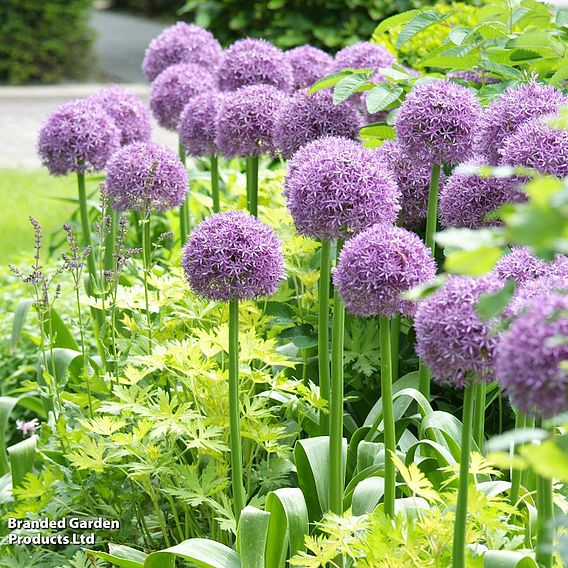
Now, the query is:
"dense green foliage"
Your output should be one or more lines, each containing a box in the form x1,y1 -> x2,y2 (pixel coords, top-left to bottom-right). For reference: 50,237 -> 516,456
0,0 -> 94,84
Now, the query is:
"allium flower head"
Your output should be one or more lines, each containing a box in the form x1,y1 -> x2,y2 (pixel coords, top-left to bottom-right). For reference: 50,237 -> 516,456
493,247 -> 549,284
150,63 -> 216,130
37,100 -> 120,175
415,275 -> 503,388
178,93 -> 223,157
216,38 -> 293,92
448,70 -> 499,84
285,45 -> 333,89
476,80 -> 568,164
439,158 -> 526,229
507,274 -> 568,317
395,80 -> 481,165
105,142 -> 188,212
334,224 -> 436,318
273,89 -> 362,159
215,85 -> 288,158
16,419 -> 39,437
501,114 -> 568,177
142,22 -> 223,81
284,136 -> 401,240
332,41 -> 395,81
377,140 -> 435,228
495,293 -> 568,417
88,86 -> 152,146
182,210 -> 285,301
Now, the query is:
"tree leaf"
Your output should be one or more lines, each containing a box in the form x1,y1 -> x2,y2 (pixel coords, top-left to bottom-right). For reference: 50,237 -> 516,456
365,85 -> 403,114
333,72 -> 371,105
476,280 -> 516,320
307,71 -> 354,95
397,11 -> 448,50
373,9 -> 422,37
444,246 -> 503,276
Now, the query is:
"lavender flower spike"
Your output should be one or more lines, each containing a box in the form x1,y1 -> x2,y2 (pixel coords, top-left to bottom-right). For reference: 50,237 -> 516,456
182,210 -> 285,302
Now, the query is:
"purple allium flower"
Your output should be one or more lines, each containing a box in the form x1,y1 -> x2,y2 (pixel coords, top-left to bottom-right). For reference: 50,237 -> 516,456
16,419 -> 39,437
376,140 -> 436,228
476,80 -> 568,164
178,93 -> 223,157
501,114 -> 568,177
439,158 -> 526,229
285,45 -> 333,90
216,38 -> 293,92
105,142 -> 188,212
447,70 -> 499,84
334,224 -> 436,318
507,274 -> 568,317
273,89 -> 362,159
88,86 -> 152,146
150,63 -> 217,130
395,80 -> 481,165
495,293 -> 568,417
142,22 -> 223,82
284,136 -> 401,241
415,275 -> 504,388
215,85 -> 288,158
493,247 -> 549,285
182,210 -> 285,301
551,254 -> 568,277
37,100 -> 120,176
332,41 -> 395,81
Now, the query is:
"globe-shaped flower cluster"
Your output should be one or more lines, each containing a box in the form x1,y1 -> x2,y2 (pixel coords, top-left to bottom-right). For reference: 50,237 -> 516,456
38,100 -> 120,176
178,93 -> 223,157
493,247 -> 549,285
216,38 -> 293,92
507,274 -> 568,317
332,41 -> 395,79
284,136 -> 401,241
182,210 -> 285,302
334,224 -> 437,318
285,45 -> 333,90
415,275 -> 503,388
105,142 -> 188,213
142,22 -> 223,81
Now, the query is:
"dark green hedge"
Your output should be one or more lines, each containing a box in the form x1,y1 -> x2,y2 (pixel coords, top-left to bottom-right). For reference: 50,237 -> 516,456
0,0 -> 94,84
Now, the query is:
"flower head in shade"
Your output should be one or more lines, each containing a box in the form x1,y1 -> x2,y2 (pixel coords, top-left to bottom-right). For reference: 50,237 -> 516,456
507,274 -> 568,317
178,92 -> 223,157
142,22 -> 223,82
334,224 -> 436,318
495,293 -> 568,417
377,140 -> 435,228
182,210 -> 285,302
37,100 -> 120,176
284,136 -> 401,241
216,38 -> 293,92
273,89 -> 362,159
476,80 -> 568,164
105,142 -> 188,212
493,247 -> 549,285
150,63 -> 216,130
88,86 -> 152,146
395,80 -> 481,165
415,275 -> 503,388
501,114 -> 568,177
285,45 -> 333,90
215,85 -> 288,158
439,158 -> 526,229
332,41 -> 395,80
447,70 -> 499,84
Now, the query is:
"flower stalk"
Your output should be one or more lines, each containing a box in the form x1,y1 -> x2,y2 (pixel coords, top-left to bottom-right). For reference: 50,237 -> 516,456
211,154 -> 220,213
318,239 -> 332,435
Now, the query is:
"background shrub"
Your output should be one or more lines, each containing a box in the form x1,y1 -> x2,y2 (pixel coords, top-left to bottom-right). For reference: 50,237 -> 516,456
0,0 -> 94,84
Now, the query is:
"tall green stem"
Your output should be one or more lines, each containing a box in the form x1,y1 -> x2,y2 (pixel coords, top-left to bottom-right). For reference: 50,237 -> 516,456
452,380 -> 475,568
229,300 -> 246,521
380,316 -> 396,517
247,156 -> 259,217
318,240 -> 332,435
509,411 -> 526,507
77,172 -> 97,286
390,314 -> 400,385
536,475 -> 554,567
329,288 -> 345,514
178,141 -> 190,243
141,217 -> 152,355
473,380 -> 486,452
211,154 -> 220,213
104,206 -> 118,271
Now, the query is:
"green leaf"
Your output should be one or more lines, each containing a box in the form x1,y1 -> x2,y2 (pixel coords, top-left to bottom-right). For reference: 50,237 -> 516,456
333,72 -> 371,105
509,49 -> 542,62
478,60 -> 523,81
444,246 -> 503,276
44,308 -> 80,350
144,539 -> 241,568
549,60 -> 568,87
397,11 -> 448,50
360,124 -> 395,140
237,506 -> 270,568
520,438 -> 568,481
556,8 -> 568,26
351,476 -> 385,515
307,71 -> 353,95
11,299 -> 33,351
372,9 -> 422,37
87,544 -> 147,568
476,280 -> 516,320
365,85 -> 403,114
8,435 -> 36,488
483,550 -> 538,567
486,428 -> 548,453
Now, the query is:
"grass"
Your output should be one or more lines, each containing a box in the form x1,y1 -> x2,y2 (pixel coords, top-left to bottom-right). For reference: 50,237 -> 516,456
0,169 -> 101,264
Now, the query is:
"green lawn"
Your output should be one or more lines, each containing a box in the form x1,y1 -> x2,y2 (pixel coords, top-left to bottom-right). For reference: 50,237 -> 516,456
0,169 -> 92,264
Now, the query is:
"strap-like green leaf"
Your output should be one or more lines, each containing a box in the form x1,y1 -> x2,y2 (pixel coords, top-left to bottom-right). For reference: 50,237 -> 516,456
483,550 -> 538,567
8,435 -> 36,488
86,544 -> 147,568
237,506 -> 270,568
11,299 -> 33,350
144,538 -> 241,568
